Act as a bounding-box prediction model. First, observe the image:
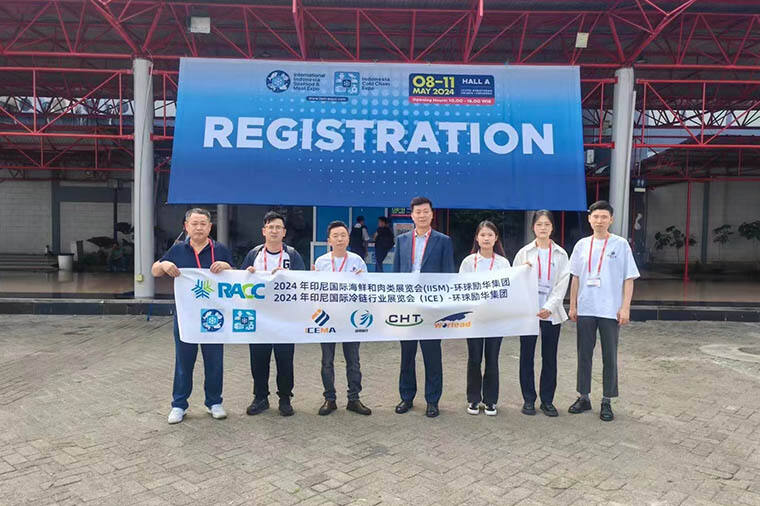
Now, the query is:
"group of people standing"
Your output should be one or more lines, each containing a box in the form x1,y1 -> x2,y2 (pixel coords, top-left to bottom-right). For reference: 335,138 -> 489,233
152,196 -> 639,425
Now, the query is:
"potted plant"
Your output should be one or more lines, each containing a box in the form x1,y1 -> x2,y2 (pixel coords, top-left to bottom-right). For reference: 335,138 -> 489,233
712,224 -> 733,262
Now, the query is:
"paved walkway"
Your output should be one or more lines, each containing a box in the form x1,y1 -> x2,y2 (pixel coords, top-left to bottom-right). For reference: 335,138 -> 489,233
1,316 -> 759,505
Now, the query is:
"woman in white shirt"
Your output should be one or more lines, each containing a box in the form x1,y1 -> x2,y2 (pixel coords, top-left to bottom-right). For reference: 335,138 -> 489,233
459,220 -> 511,416
513,210 -> 570,418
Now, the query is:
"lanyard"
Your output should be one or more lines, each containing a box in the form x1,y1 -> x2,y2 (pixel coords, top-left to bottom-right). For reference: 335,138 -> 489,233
474,252 -> 495,271
536,241 -> 552,280
411,230 -> 431,266
331,253 -> 348,272
261,248 -> 283,271
192,239 -> 214,268
588,236 -> 609,275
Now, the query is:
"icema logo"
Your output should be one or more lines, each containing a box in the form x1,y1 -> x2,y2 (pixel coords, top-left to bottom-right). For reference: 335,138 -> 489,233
307,309 -> 335,334
312,309 -> 330,326
350,310 -> 373,333
385,314 -> 423,327
192,280 -> 213,299
435,311 -> 473,329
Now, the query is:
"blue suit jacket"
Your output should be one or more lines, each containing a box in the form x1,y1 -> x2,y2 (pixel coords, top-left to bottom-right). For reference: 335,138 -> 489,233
392,229 -> 456,274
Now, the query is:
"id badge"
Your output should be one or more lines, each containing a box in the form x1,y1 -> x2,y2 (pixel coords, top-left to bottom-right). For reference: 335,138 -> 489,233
587,276 -> 601,287
538,281 -> 551,294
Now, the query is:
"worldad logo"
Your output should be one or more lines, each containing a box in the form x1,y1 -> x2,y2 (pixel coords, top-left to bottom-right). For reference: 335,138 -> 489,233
201,309 -> 224,332
218,282 -> 265,300
385,314 -> 423,327
434,311 -> 473,329
306,309 -> 336,334
192,279 -> 213,299
350,310 -> 373,333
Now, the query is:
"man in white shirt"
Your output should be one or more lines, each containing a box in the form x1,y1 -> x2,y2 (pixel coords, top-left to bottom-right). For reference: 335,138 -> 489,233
313,221 -> 371,416
568,200 -> 639,422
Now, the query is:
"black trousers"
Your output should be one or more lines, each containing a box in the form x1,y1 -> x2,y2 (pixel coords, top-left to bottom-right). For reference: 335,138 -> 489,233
399,339 -> 442,404
249,343 -> 294,400
519,320 -> 561,404
576,316 -> 619,398
375,248 -> 389,272
466,337 -> 503,405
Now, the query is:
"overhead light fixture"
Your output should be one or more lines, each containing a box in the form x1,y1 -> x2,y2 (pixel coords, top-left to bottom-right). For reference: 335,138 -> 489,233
188,16 -> 211,34
575,32 -> 589,49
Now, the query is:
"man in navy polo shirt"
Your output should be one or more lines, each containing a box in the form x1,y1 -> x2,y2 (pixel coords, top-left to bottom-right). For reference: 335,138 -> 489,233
152,208 -> 233,424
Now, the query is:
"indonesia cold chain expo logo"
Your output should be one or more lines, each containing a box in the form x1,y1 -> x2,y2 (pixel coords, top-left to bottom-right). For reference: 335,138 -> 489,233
233,309 -> 256,333
307,309 -> 336,334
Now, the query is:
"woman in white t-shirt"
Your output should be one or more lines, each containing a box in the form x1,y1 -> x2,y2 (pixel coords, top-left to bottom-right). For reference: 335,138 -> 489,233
459,220 -> 511,416
513,210 -> 570,418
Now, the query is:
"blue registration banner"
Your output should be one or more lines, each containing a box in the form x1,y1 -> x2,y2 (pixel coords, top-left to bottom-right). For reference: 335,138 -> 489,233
169,58 -> 586,210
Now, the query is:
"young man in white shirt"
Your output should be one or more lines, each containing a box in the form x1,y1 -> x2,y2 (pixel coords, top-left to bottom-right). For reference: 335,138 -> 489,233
568,200 -> 640,422
313,221 -> 371,416
240,211 -> 306,417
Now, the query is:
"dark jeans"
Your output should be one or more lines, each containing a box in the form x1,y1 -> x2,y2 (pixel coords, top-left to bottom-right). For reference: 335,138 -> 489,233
375,248 -> 389,272
249,343 -> 294,400
321,342 -> 362,401
466,337 -> 503,405
520,320 -> 561,404
399,339 -> 442,404
576,316 -> 619,398
171,318 -> 223,410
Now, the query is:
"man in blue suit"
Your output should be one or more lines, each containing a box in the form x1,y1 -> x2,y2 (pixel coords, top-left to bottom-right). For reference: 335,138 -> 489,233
393,196 -> 456,418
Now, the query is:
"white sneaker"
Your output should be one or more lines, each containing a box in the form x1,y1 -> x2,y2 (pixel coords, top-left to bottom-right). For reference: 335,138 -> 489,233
167,407 -> 185,424
206,404 -> 227,420
467,402 -> 481,415
484,404 -> 497,416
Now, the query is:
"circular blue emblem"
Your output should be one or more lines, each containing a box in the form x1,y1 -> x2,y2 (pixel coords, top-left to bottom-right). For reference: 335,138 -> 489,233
266,70 -> 290,93
350,310 -> 374,329
201,309 -> 224,332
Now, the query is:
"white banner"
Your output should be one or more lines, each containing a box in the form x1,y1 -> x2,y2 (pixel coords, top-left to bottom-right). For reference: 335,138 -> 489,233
174,266 -> 539,344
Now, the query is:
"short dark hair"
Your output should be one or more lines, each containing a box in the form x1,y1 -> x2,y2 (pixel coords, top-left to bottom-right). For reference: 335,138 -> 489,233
410,196 -> 432,211
184,207 -> 211,222
263,211 -> 286,226
327,220 -> 349,236
588,200 -> 614,215
378,216 -> 388,225
356,215 -> 365,223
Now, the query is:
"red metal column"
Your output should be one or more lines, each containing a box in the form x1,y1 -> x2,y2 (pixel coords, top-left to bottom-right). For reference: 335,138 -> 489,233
684,181 -> 691,282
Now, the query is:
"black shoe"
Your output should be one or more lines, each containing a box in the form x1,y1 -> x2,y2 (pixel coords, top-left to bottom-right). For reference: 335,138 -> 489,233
395,400 -> 413,414
540,403 -> 559,417
346,400 -> 372,415
318,399 -> 337,416
425,403 -> 439,418
278,398 -> 294,417
521,401 -> 536,415
246,397 -> 269,416
600,401 -> 614,422
568,397 -> 592,414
